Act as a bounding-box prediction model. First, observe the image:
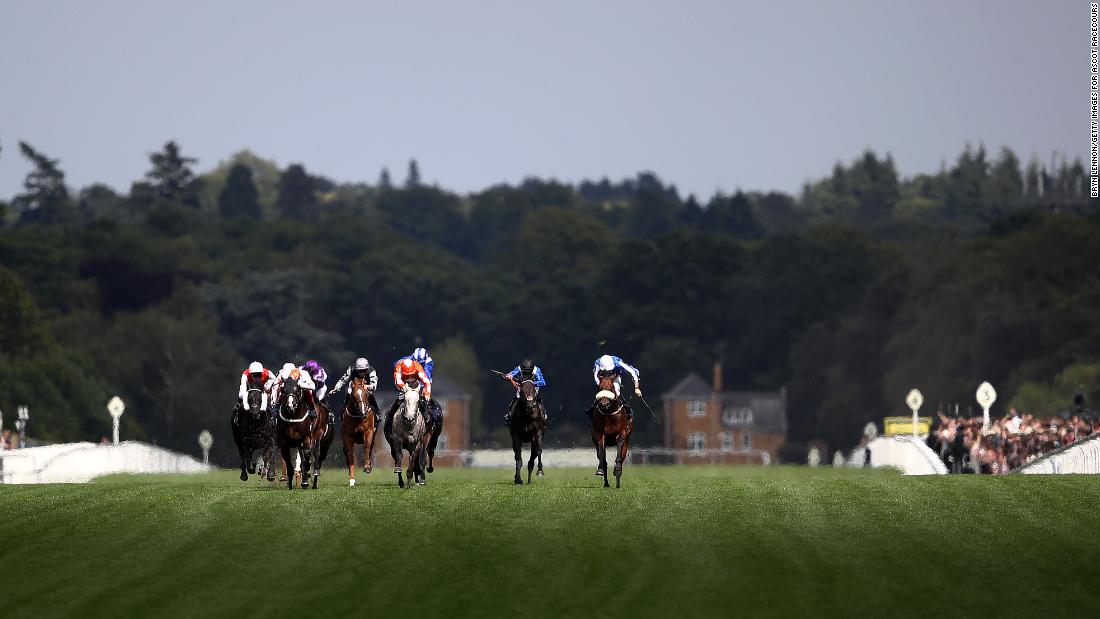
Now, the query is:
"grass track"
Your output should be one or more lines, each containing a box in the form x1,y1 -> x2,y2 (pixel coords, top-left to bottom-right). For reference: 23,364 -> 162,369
1,466 -> 1098,617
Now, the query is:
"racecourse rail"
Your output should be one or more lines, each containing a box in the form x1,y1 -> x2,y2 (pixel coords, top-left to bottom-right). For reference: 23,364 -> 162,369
0,441 -> 211,484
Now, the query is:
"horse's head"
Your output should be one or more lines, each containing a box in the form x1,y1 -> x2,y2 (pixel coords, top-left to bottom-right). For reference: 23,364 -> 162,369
350,378 -> 370,415
246,388 -> 265,418
597,370 -> 617,393
283,376 -> 301,410
519,379 -> 539,409
402,387 -> 421,422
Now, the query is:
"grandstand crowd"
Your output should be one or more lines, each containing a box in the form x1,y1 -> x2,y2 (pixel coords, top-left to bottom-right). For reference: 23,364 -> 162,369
927,397 -> 1099,474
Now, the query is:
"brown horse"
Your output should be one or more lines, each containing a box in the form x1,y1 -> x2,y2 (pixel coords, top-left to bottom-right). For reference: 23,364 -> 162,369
591,372 -> 634,488
339,378 -> 378,486
509,379 -> 546,484
275,375 -> 335,489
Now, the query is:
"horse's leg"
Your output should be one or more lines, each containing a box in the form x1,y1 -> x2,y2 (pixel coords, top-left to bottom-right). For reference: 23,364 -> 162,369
512,430 -> 523,485
264,436 -> 276,482
395,442 -> 405,488
342,426 -> 355,487
300,447 -> 311,489
615,431 -> 630,489
427,414 -> 442,473
364,419 -> 375,473
597,434 -> 609,487
280,445 -> 294,490
528,434 -> 540,484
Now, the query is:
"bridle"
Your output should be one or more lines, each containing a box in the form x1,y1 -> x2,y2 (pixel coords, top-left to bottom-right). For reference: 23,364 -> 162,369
345,379 -> 371,419
278,384 -> 309,423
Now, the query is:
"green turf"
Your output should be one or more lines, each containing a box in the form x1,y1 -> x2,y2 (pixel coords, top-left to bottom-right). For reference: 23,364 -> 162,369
1,466 -> 1097,618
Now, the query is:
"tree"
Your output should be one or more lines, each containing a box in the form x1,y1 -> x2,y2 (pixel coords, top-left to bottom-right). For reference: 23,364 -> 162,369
146,141 -> 200,207
275,163 -> 317,220
0,266 -> 51,356
982,147 -> 1023,216
13,141 -> 76,224
378,167 -> 393,190
218,163 -> 261,218
405,158 -> 421,188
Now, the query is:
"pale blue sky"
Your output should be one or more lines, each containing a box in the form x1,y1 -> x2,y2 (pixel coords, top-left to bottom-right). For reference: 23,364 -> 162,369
0,0 -> 1084,201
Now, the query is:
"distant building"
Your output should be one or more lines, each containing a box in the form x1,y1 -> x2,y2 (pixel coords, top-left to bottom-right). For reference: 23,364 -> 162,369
372,372 -> 471,467
662,365 -> 787,464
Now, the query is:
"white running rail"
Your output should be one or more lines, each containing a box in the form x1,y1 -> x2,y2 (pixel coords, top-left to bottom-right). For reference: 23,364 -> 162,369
0,441 -> 212,484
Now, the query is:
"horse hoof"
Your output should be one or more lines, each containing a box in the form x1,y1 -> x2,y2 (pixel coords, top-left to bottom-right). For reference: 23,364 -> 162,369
240,471 -> 248,481
427,465 -> 434,473
398,480 -> 405,488
363,466 -> 370,473
349,479 -> 356,487
536,470 -> 544,477
247,465 -> 257,474
416,480 -> 425,486
514,478 -> 523,485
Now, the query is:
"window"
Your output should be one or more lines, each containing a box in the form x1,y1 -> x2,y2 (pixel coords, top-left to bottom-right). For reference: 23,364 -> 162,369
720,432 -> 733,452
741,432 -> 752,449
722,407 -> 754,426
688,400 -> 706,417
688,432 -> 706,454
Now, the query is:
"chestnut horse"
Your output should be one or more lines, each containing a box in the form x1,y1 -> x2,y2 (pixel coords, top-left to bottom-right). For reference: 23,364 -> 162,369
591,372 -> 634,488
509,379 -> 546,484
340,378 -> 378,486
275,375 -> 334,489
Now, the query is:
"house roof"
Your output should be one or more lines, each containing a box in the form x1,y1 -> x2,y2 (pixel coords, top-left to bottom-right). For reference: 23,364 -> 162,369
663,372 -> 788,432
374,372 -> 471,411
663,372 -> 714,398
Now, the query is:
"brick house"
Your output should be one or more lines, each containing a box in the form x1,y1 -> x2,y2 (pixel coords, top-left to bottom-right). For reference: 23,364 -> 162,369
371,372 -> 471,468
662,367 -> 787,464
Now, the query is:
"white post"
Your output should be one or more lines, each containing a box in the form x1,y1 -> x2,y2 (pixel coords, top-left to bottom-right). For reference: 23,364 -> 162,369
0,406 -> 4,454
16,406 -> 29,449
976,382 -> 997,431
107,396 -> 125,445
198,430 -> 213,465
906,389 -> 924,437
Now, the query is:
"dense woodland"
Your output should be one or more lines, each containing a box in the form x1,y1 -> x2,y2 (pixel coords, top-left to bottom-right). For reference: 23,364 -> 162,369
0,139 -> 1097,464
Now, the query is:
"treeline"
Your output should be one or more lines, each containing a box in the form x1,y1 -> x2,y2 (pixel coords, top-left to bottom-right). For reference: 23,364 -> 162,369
0,140 -> 1097,463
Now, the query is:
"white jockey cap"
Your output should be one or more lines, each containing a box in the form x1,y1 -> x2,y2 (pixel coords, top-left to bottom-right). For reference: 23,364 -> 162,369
598,355 -> 615,371
281,362 -> 295,373
355,357 -> 369,370
248,361 -> 264,374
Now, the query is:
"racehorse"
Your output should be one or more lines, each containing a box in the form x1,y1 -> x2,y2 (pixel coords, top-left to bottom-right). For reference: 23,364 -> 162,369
424,399 -> 443,474
508,378 -> 546,484
591,372 -> 634,488
275,374 -> 334,489
384,380 -> 428,488
231,387 -> 275,482
339,377 -> 378,486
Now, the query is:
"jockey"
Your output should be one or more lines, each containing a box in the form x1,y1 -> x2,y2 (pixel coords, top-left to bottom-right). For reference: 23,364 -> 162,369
384,358 -> 432,430
589,354 -> 642,419
330,357 -> 381,419
237,361 -> 276,414
502,358 -> 547,424
270,362 -> 297,407
399,347 -> 434,380
300,360 -> 328,401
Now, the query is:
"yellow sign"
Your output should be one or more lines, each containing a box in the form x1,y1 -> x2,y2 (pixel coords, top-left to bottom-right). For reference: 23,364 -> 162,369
883,416 -> 932,435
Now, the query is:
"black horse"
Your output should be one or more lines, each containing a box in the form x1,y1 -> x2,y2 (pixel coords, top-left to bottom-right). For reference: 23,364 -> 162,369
508,379 -> 546,484
231,388 -> 276,482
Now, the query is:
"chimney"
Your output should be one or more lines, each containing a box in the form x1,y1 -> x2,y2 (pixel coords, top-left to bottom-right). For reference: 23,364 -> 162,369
712,342 -> 725,393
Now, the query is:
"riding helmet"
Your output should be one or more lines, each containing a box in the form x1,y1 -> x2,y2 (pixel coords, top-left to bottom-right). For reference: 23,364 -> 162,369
520,358 -> 535,374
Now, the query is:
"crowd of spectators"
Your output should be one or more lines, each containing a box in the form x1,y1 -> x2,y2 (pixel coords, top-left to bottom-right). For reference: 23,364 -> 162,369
927,396 -> 1099,474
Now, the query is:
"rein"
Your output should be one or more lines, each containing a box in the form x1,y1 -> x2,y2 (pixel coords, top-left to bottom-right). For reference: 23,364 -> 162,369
345,386 -> 370,419
278,392 -> 309,423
